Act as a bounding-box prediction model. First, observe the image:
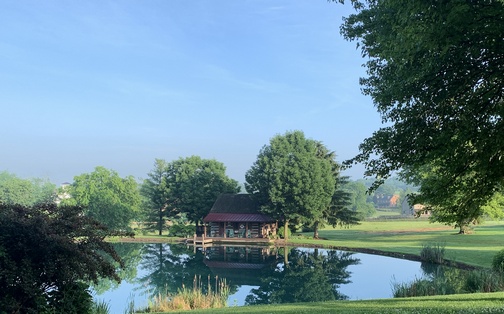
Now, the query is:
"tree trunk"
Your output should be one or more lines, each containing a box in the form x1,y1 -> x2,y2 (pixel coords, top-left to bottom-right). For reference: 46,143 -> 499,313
313,221 -> 319,239
284,219 -> 289,241
158,208 -> 163,236
195,220 -> 199,236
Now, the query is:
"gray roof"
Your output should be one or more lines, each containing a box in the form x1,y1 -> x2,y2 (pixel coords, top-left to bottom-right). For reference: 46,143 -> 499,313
208,194 -> 262,214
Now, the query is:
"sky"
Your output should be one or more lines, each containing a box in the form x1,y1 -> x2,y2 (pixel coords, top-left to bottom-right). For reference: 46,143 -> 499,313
0,0 -> 382,185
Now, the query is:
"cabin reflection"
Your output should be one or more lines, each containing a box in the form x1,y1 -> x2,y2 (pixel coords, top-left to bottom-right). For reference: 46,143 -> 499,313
203,246 -> 278,286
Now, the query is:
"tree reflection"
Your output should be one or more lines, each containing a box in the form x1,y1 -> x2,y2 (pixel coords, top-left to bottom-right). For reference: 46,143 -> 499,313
245,248 -> 360,304
92,243 -> 143,294
136,243 -> 238,299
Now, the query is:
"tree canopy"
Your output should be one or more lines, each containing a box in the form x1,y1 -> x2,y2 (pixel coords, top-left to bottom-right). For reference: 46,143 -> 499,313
340,0 -> 504,228
142,156 -> 240,234
0,203 -> 130,313
0,171 -> 56,206
245,131 -> 336,240
62,166 -> 141,231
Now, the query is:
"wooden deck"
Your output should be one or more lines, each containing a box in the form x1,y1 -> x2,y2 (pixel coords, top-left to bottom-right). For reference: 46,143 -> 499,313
186,236 -> 271,246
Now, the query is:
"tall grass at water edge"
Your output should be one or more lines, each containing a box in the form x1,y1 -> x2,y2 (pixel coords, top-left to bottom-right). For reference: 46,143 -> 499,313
136,275 -> 229,312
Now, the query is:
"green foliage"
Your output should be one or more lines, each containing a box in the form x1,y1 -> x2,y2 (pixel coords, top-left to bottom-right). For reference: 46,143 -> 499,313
245,131 -> 336,240
166,156 -> 240,227
420,243 -> 446,264
341,0 -> 504,231
343,181 -> 376,218
138,275 -> 229,312
464,270 -> 504,294
491,249 -> 504,273
482,192 -> 504,220
0,203 -> 130,314
277,226 -> 291,239
91,299 -> 111,314
0,171 -> 56,206
140,159 -> 173,236
168,222 -> 195,237
63,166 -> 141,231
141,157 -> 240,235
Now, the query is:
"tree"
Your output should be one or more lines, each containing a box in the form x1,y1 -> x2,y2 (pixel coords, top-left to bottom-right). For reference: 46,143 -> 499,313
0,171 -> 56,206
344,181 -> 376,219
0,203 -> 130,313
165,156 -> 240,232
308,143 -> 358,239
340,0 -> 504,227
141,159 -> 174,235
482,191 -> 504,220
62,166 -> 141,231
245,131 -> 336,240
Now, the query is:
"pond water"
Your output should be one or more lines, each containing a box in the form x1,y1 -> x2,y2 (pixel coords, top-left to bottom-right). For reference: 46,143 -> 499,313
92,243 -> 456,313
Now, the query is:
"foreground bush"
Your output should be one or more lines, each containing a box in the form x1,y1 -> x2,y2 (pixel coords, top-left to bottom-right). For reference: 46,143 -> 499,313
0,203 -> 132,314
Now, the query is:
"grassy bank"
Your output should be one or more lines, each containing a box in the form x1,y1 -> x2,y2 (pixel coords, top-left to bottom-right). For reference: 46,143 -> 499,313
136,292 -> 504,313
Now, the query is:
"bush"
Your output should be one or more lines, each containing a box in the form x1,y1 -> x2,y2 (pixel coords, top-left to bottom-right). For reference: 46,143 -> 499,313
169,223 -> 195,237
0,203 -> 130,314
420,243 -> 445,264
464,270 -> 504,293
278,226 -> 291,239
492,249 -> 504,273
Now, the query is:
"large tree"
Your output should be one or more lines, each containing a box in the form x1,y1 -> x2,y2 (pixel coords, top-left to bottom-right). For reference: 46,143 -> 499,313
245,131 -> 336,240
141,159 -> 173,235
340,0 -> 504,227
62,166 -> 141,231
169,156 -> 241,230
161,156 -> 240,233
309,142 -> 358,239
0,203 -> 130,313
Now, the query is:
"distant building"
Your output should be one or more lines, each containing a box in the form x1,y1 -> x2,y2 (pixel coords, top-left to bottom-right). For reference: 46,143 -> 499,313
55,182 -> 71,205
373,194 -> 400,208
401,195 -> 430,217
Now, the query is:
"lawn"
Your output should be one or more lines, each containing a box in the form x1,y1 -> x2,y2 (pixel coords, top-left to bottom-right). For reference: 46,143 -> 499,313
138,292 -> 504,314
288,218 -> 504,269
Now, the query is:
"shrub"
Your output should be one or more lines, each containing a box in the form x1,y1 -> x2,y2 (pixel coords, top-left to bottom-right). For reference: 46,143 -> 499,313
168,223 -> 195,237
278,226 -> 291,239
420,243 -> 445,264
139,275 -> 229,312
492,249 -> 504,273
464,270 -> 504,293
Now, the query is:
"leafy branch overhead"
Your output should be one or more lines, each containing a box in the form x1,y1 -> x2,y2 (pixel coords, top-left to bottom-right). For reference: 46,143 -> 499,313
338,0 -> 504,231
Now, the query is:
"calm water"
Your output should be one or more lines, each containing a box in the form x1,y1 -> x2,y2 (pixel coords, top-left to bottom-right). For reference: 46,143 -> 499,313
92,243 -> 451,313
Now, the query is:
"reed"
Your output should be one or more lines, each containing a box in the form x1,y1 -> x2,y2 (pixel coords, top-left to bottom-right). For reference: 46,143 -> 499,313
139,275 -> 229,312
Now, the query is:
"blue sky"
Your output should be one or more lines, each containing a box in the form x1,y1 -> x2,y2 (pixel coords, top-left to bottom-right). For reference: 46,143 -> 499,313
0,1 -> 381,184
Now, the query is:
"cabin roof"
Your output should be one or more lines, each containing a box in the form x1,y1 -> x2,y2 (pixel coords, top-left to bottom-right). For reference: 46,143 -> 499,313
203,194 -> 275,223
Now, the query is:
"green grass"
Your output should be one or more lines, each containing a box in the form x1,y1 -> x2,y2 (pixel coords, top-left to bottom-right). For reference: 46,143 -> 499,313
289,219 -> 504,269
136,292 -> 504,313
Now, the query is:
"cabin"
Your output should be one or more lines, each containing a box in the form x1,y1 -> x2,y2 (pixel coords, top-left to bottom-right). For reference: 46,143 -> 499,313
203,194 -> 277,238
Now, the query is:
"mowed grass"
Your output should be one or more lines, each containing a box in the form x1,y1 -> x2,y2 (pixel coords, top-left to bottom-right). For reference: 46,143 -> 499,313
141,292 -> 504,314
290,218 -> 504,269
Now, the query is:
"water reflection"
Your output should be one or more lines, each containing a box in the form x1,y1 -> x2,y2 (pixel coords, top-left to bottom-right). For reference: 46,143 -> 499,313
245,248 -> 360,304
92,243 -> 457,313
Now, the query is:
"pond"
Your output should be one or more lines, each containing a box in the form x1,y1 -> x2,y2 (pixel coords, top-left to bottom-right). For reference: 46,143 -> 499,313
92,243 -> 461,313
